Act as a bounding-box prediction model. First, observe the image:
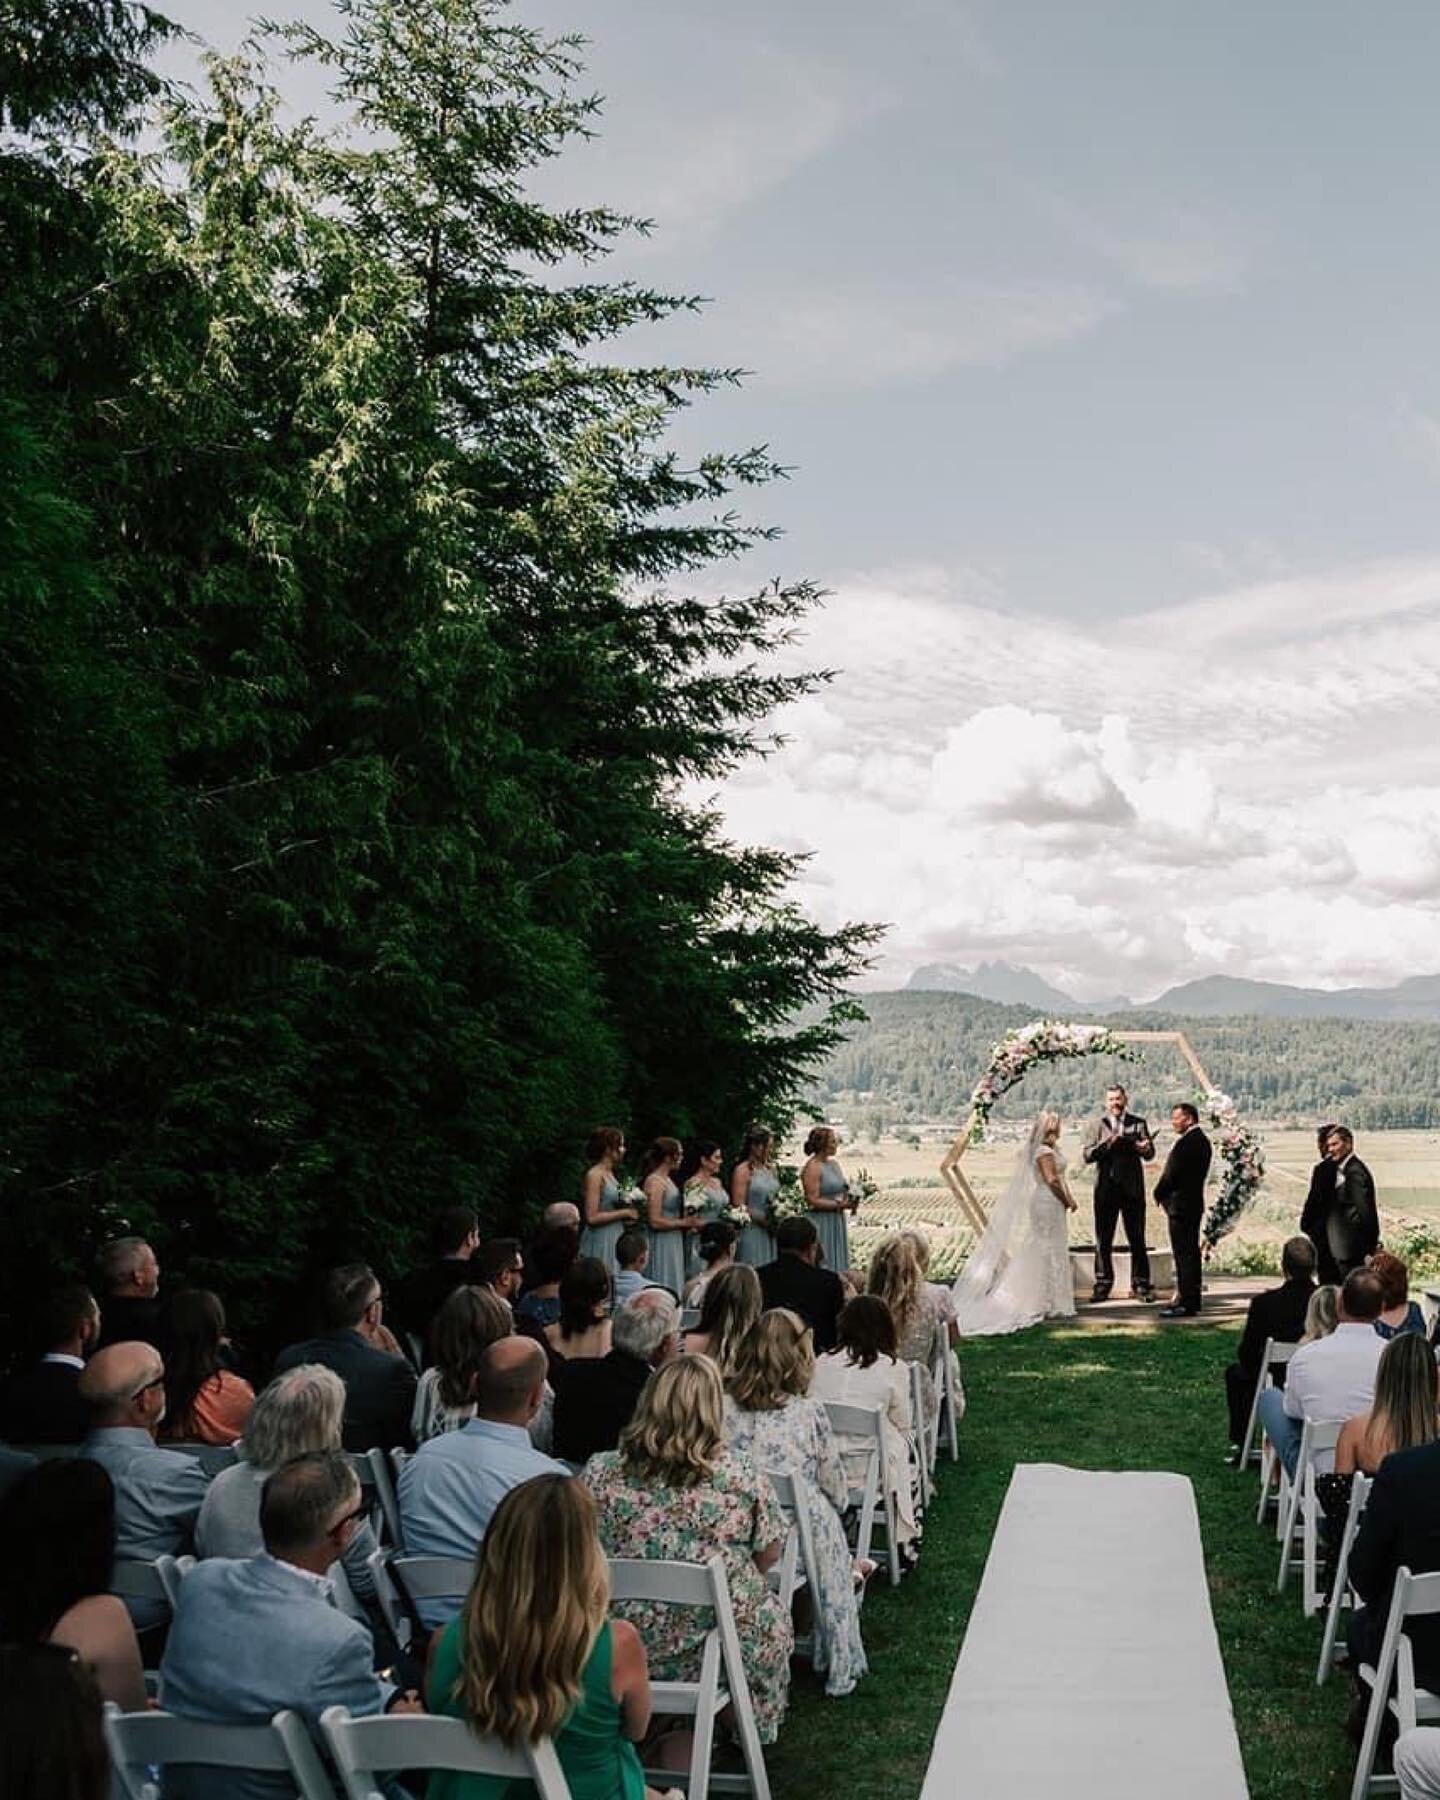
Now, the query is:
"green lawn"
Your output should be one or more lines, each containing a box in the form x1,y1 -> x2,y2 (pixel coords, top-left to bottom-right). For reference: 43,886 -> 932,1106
769,1321 -> 1356,1800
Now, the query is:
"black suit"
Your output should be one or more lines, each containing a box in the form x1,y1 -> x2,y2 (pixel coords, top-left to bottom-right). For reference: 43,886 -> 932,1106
393,1258 -> 479,1359
1083,1110 -> 1156,1293
551,1348 -> 653,1464
1154,1126 -> 1212,1313
0,1357 -> 90,1445
272,1328 -> 417,1451
96,1293 -> 171,1358
1348,1438 -> 1440,1691
757,1254 -> 846,1354
0,1445 -> 36,1501
1223,1275 -> 1315,1443
1300,1158 -> 1344,1285
1330,1156 -> 1380,1278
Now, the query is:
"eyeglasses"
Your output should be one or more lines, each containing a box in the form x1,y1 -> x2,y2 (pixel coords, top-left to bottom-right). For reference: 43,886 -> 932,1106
329,1501 -> 369,1536
130,1374 -> 166,1399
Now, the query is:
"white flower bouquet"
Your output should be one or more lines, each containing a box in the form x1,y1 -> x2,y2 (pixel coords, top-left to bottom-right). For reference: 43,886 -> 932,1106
768,1165 -> 809,1226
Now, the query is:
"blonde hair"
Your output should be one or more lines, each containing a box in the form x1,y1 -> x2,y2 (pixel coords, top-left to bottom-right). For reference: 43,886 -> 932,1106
899,1228 -> 932,1274
868,1232 -> 925,1339
618,1356 -> 725,1488
728,1309 -> 813,1412
692,1264 -> 762,1376
804,1125 -> 838,1158
1037,1109 -> 1061,1144
456,1475 -> 608,1745
1301,1283 -> 1339,1343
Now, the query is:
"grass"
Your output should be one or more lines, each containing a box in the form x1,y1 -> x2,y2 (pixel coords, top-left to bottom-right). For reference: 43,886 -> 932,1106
768,1318 -> 1355,1800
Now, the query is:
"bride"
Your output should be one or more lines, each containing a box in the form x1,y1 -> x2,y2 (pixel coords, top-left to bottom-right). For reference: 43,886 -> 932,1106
953,1109 -> 1078,1336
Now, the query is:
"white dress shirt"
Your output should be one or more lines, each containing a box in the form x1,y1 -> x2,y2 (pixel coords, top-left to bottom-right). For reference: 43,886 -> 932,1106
1283,1322 -> 1387,1471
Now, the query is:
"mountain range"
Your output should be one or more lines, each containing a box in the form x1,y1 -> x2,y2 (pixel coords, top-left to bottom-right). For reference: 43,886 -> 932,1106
905,961 -> 1440,1023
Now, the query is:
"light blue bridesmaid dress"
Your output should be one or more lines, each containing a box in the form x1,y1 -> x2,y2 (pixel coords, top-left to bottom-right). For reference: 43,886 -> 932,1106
580,1172 -> 627,1278
645,1178 -> 688,1297
737,1166 -> 778,1267
808,1159 -> 851,1276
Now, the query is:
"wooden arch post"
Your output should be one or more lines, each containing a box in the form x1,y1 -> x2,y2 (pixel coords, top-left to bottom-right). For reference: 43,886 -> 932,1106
939,1029 -> 1215,1236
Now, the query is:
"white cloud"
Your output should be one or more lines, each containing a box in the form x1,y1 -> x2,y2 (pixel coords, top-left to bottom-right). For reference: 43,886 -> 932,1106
1022,183 -> 1250,295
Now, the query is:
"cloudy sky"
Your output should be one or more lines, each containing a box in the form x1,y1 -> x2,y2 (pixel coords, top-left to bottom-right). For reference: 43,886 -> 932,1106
164,1 -> 1440,1000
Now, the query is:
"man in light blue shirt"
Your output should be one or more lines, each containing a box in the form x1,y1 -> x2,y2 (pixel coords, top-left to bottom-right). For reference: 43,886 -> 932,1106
398,1336 -> 564,1625
612,1230 -> 671,1304
79,1340 -> 209,1628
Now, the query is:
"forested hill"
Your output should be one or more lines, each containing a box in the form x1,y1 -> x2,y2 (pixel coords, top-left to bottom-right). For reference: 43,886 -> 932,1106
811,991 -> 1440,1128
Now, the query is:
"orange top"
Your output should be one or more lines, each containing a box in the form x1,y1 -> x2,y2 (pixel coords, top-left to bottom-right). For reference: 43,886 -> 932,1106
184,1369 -> 256,1445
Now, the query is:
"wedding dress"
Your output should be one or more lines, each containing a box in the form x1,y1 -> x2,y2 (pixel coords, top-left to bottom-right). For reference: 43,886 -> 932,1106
952,1119 -> 1077,1336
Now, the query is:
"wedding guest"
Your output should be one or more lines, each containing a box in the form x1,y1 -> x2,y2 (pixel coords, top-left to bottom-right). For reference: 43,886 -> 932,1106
640,1135 -> 696,1299
1302,1283 -> 1341,1342
731,1127 -> 779,1268
1396,1729 -> 1440,1799
77,1342 -> 208,1628
0,1459 -> 148,1711
684,1220 -> 737,1307
900,1229 -> 961,1351
93,1237 -> 168,1355
0,1644 -> 110,1800
0,1445 -> 36,1500
810,1295 -> 920,1552
394,1205 -> 481,1352
162,1452 -> 421,1799
273,1263 -> 416,1451
196,1363 -> 379,1599
0,1283 -> 100,1444
514,1226 -> 578,1334
759,1217 -> 845,1353
412,1284 -> 515,1443
426,1474 -> 652,1800
868,1233 -> 949,1428
544,1201 -> 582,1233
1347,1420 -> 1440,1711
801,1126 -> 854,1278
1335,1333 -> 1439,1476
1223,1236 -> 1318,1457
544,1258 -> 613,1368
583,1356 -> 793,1744
725,1309 -> 869,1696
1257,1268 -> 1386,1477
159,1289 -> 255,1445
580,1127 -> 639,1278
612,1232 -> 660,1305
1300,1123 -> 1342,1284
682,1264 -> 762,1376
1371,1251 -> 1426,1340
553,1288 -> 681,1466
474,1237 -> 525,1307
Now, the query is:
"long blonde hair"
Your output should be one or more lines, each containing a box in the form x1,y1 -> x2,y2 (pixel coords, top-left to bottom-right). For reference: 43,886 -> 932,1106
1301,1284 -> 1339,1343
728,1308 -> 813,1412
618,1356 -> 725,1488
456,1475 -> 608,1746
692,1264 -> 762,1376
868,1232 -> 925,1339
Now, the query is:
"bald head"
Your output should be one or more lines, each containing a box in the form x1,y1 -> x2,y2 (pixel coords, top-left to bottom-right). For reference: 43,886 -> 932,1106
78,1341 -> 165,1431
473,1336 -> 546,1423
542,1201 -> 580,1232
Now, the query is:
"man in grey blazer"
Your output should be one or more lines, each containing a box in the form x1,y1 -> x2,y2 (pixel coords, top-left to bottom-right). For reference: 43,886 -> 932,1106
161,1451 -> 421,1800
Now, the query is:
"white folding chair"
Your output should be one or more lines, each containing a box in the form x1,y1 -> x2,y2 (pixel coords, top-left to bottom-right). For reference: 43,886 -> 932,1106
608,1554 -> 771,1800
1318,1472 -> 1373,1685
366,1445 -> 403,1548
388,1447 -> 410,1548
930,1345 -> 962,1464
368,1548 -> 472,1649
1277,1419 -> 1343,1603
767,1469 -> 818,1661
823,1400 -> 902,1588
322,1706 -> 571,1800
909,1362 -> 935,1506
1241,1337 -> 1298,1470
328,1557 -> 367,1624
105,1703 -> 333,1800
1351,1567 -> 1440,1797
681,1306 -> 702,1332
112,1554 -> 191,1614
1254,1341 -> 1302,1519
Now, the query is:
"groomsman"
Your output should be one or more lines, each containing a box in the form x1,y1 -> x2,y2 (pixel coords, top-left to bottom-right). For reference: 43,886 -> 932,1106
1301,1124 -> 1379,1282
1083,1084 -> 1155,1302
1154,1103 -> 1213,1318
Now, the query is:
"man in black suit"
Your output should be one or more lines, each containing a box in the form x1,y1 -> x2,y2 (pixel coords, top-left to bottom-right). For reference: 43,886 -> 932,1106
552,1288 -> 679,1464
758,1217 -> 846,1352
1299,1122 -> 1342,1283
1154,1102 -> 1213,1318
1082,1084 -> 1156,1302
0,1284 -> 100,1444
1223,1235 -> 1317,1454
1348,1435 -> 1440,1696
1307,1126 -> 1380,1281
94,1236 -> 170,1356
393,1206 -> 481,1357
273,1264 -> 417,1451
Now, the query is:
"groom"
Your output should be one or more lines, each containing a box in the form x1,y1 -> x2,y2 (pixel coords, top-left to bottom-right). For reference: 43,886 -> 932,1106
1083,1084 -> 1155,1302
1154,1102 -> 1213,1318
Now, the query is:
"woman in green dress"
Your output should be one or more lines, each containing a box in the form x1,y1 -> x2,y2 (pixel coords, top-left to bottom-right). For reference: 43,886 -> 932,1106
426,1472 -> 664,1800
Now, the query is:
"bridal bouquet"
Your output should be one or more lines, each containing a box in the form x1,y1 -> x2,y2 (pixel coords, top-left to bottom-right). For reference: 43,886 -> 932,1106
1200,1088 -> 1265,1253
968,1019 -> 1141,1142
769,1164 -> 809,1226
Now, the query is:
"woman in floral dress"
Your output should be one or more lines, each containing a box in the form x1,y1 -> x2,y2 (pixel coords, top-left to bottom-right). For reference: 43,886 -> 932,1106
731,1128 -> 778,1269
725,1309 -> 868,1698
868,1233 -> 948,1430
582,1356 -> 793,1744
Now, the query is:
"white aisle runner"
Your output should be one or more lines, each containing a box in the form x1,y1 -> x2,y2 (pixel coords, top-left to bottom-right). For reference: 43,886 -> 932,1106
920,1463 -> 1248,1799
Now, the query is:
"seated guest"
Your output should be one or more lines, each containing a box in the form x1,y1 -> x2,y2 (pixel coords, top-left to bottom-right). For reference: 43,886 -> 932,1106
1347,1418 -> 1440,1713
196,1364 -> 379,1599
725,1309 -> 869,1697
1396,1729 -> 1440,1799
427,1474 -> 654,1800
273,1263 -> 416,1451
810,1295 -> 920,1552
93,1236 -> 167,1355
552,1289 -> 680,1465
758,1217 -> 846,1353
412,1284 -> 515,1444
0,1643 -> 111,1800
1302,1282 -> 1340,1343
1223,1236 -> 1318,1457
584,1356 -> 793,1746
0,1459 -> 148,1711
394,1206 -> 481,1354
543,1258 -> 613,1367
159,1289 -> 255,1445
0,1283 -> 100,1444
543,1200 -> 582,1234
1336,1333 -> 1439,1477
684,1221 -> 737,1307
868,1234 -> 948,1429
162,1452 -> 422,1799
1371,1251 -> 1427,1340
1257,1268 -> 1387,1478
900,1230 -> 962,1352
474,1236 -> 525,1307
612,1230 -> 661,1305
398,1338 -> 565,1625
0,1445 -> 36,1500
77,1342 -> 208,1629
514,1226 -> 578,1333
682,1264 -> 762,1377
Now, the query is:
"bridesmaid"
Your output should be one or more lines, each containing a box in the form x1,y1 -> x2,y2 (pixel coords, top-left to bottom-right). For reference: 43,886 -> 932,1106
580,1126 -> 639,1279
732,1126 -> 779,1269
640,1136 -> 697,1299
801,1125 -> 855,1279
675,1140 -> 727,1278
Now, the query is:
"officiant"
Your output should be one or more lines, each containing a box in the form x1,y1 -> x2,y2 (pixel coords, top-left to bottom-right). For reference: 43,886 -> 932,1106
1083,1084 -> 1155,1302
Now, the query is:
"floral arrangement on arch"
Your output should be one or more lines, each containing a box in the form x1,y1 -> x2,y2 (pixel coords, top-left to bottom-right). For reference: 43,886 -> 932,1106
968,1019 -> 1142,1143
1200,1089 -> 1265,1253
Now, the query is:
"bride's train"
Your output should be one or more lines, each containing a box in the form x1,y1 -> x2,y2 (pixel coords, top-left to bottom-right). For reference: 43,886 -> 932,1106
952,1114 -> 1077,1337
